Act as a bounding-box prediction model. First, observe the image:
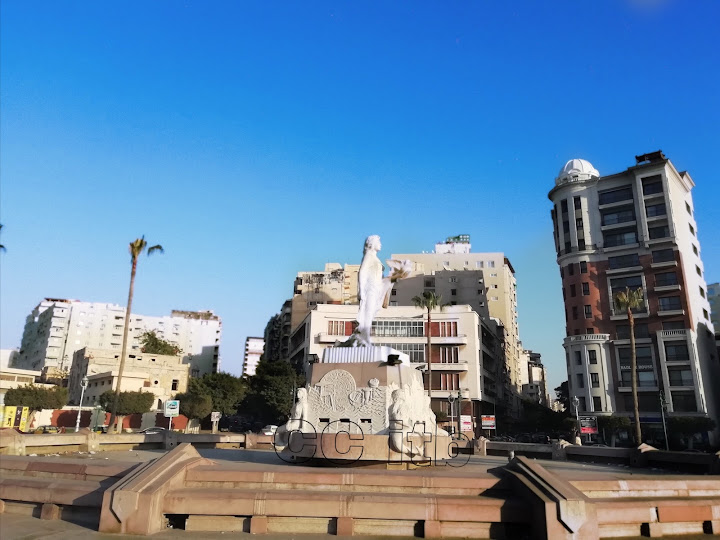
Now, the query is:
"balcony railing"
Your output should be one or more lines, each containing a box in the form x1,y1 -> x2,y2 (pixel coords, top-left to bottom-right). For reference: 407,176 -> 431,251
659,329 -> 688,338
564,334 -> 610,343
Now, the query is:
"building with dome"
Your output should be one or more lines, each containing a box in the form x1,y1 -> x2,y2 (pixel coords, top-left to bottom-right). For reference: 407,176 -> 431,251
548,151 -> 719,444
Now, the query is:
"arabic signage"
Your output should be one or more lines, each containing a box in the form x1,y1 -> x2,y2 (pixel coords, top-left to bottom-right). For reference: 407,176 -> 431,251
579,416 -> 598,434
481,415 -> 496,429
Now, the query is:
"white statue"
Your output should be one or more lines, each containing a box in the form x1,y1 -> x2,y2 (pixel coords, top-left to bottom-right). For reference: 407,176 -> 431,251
388,389 -> 422,456
345,235 -> 411,347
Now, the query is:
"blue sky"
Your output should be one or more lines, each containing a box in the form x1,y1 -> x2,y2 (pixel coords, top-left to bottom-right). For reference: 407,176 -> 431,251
1,1 -> 718,392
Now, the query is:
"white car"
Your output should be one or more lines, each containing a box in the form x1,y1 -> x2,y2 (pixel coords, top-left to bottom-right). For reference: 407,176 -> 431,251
261,425 -> 278,435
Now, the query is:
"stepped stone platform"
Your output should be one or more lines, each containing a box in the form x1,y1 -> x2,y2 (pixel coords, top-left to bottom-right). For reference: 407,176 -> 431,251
1,443 -> 719,539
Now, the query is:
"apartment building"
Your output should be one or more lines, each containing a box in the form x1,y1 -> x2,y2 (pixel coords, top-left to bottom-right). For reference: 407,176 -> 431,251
16,299 -> 221,377
708,283 -> 719,330
520,350 -> 548,406
548,151 -> 719,439
288,304 -> 506,435
290,264 -> 360,330
392,239 -> 523,393
68,347 -> 189,408
242,337 -> 265,377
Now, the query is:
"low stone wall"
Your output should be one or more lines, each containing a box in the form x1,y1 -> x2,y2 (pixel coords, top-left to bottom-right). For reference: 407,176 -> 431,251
0,428 -> 247,456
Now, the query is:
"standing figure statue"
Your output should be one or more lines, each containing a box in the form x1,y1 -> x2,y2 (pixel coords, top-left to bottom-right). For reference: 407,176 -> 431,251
345,235 -> 411,347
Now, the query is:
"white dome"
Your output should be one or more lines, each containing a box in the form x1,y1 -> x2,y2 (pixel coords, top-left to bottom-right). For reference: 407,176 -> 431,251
555,159 -> 599,186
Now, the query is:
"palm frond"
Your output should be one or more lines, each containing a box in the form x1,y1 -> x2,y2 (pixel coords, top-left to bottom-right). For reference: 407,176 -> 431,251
147,244 -> 164,255
613,287 -> 644,311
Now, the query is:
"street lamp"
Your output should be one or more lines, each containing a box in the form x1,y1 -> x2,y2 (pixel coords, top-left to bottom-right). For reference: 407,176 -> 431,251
456,389 -> 464,438
75,376 -> 89,432
659,391 -> 669,451
571,396 -> 580,441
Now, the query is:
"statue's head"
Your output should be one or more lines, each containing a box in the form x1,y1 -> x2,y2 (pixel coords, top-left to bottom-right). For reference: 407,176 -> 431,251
297,388 -> 307,401
364,235 -> 381,255
391,389 -> 403,402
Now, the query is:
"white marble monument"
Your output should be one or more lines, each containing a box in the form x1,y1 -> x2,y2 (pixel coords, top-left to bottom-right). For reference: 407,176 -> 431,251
279,235 -> 452,464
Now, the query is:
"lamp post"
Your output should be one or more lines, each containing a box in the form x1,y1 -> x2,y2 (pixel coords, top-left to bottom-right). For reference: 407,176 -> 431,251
456,389 -> 463,438
659,391 -> 669,451
75,376 -> 89,432
572,396 -> 580,442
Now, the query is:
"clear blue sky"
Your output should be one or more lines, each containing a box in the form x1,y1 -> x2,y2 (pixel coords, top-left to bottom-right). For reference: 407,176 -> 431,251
2,1 -> 719,393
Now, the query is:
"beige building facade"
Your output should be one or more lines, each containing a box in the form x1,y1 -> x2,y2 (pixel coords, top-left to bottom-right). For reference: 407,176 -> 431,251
68,348 -> 189,409
288,304 -> 506,435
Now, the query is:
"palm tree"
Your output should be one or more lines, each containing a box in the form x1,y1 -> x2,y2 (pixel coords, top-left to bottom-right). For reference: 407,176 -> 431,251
613,286 -> 644,445
412,291 -> 445,399
108,236 -> 163,432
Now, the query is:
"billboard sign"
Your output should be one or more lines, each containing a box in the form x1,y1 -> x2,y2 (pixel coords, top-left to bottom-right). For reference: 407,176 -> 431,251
460,415 -> 473,432
579,416 -> 598,434
211,411 -> 221,422
481,415 -> 496,429
164,400 -> 180,418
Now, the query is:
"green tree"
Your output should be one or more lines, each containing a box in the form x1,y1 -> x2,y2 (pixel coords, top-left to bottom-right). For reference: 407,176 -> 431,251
176,391 -> 212,426
108,236 -> 163,432
243,358 -> 304,425
188,372 -> 247,416
100,390 -> 155,432
613,286 -> 644,445
597,415 -> 631,447
140,330 -> 182,356
668,416 -> 716,450
5,384 -> 69,428
554,381 -> 569,411
412,291 -> 445,398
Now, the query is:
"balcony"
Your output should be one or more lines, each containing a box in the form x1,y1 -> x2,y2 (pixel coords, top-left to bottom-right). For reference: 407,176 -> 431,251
432,362 -> 469,372
431,334 -> 468,345
317,333 -> 348,344
658,329 -> 688,339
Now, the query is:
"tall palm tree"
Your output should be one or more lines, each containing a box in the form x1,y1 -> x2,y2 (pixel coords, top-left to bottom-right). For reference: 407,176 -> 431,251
613,286 -> 644,445
412,291 -> 444,399
108,236 -> 163,432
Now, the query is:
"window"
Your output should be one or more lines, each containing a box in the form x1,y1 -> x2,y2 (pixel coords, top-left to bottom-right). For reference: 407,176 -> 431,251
588,350 -> 597,364
696,265 -> 702,277
655,271 -> 678,287
576,373 -> 584,388
438,321 -> 458,337
579,397 -> 587,411
645,203 -> 666,217
610,275 -> 643,295
672,391 -> 697,412
574,196 -> 581,210
372,320 -> 424,337
443,261 -> 450,266
618,346 -> 653,369
328,320 -> 346,335
658,296 -> 682,311
642,176 -> 663,195
171,379 -> 179,391
599,187 -> 633,205
593,396 -> 602,411
560,267 -> 564,278
668,368 -> 693,386
686,202 -> 692,215
648,225 -> 670,239
572,306 -> 578,320
385,342 -> 425,362
586,328 -> 594,334
584,305 -> 592,318
576,217 -> 583,229
575,351 -> 582,365
476,261 -> 484,269
490,273 -> 497,277
568,263 -> 575,276
689,223 -> 695,236
663,321 -> 685,330
578,239 -> 586,250
692,245 -> 698,255
451,289 -> 457,296
487,261 -> 495,268
561,199 -> 568,213
601,207 -> 635,226
570,284 -> 576,297
604,228 -> 638,247
608,254 -> 640,269
620,370 -> 657,388
424,278 -> 435,288
391,289 -> 396,296
616,323 -> 649,339
591,373 -> 599,388
580,261 -> 587,273
439,373 -> 460,391
699,286 -> 705,298
652,249 -> 675,263
439,347 -> 459,363
582,282 -> 590,296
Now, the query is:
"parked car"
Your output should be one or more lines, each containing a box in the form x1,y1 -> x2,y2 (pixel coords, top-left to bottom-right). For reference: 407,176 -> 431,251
33,426 -> 60,434
139,427 -> 167,434
261,425 -> 278,435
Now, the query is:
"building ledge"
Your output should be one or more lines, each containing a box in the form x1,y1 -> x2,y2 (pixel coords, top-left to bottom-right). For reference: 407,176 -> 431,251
658,329 -> 688,339
613,338 -> 652,345
598,199 -> 635,210
563,334 -> 610,344
654,284 -> 681,292
606,266 -> 643,275
601,220 -> 637,231
611,312 -> 649,321
603,243 -> 640,253
658,310 -> 685,317
650,261 -> 677,269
